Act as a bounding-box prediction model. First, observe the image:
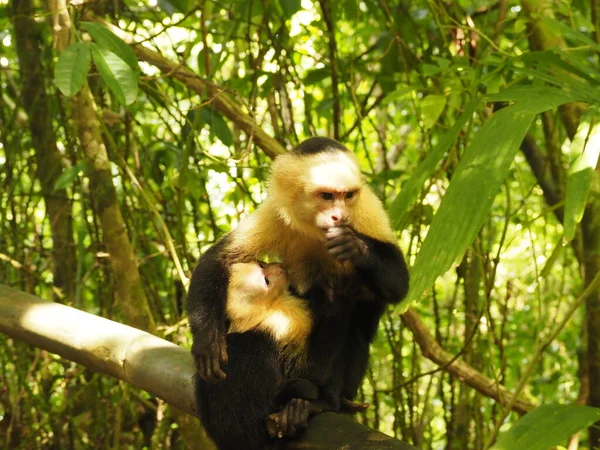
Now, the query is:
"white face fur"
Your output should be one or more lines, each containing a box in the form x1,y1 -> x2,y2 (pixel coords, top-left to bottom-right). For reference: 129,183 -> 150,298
270,149 -> 363,236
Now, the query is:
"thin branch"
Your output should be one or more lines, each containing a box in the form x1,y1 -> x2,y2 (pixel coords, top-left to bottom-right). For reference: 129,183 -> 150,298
484,269 -> 600,448
318,0 -> 341,140
400,308 -> 534,414
86,14 -> 285,160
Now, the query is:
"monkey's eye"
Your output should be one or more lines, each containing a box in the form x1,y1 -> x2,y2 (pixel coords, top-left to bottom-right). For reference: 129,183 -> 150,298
346,191 -> 356,199
258,261 -> 266,268
264,276 -> 270,286
320,192 -> 334,200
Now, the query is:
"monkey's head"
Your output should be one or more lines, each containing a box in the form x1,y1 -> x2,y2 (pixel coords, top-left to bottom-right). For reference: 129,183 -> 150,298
269,137 -> 363,239
229,261 -> 288,303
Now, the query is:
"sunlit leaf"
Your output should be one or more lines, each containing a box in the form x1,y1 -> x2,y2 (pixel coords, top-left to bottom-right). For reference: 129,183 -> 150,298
488,85 -> 583,112
80,22 -> 138,69
563,121 -> 600,241
91,44 -> 138,105
491,404 -> 600,450
55,42 -> 90,97
384,85 -> 416,104
53,162 -> 86,192
402,86 -> 582,308
389,100 -> 478,229
420,95 -> 446,129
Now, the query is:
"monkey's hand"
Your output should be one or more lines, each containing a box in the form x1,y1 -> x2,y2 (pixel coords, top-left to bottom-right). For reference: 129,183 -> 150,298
191,329 -> 228,382
340,397 -> 370,414
267,398 -> 319,439
325,225 -> 369,266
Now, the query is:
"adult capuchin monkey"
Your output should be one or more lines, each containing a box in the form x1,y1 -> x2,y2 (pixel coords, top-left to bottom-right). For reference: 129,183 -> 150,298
188,137 -> 409,414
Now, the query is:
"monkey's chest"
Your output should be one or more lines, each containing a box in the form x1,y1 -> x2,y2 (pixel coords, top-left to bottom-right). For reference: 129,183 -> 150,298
278,241 -> 353,295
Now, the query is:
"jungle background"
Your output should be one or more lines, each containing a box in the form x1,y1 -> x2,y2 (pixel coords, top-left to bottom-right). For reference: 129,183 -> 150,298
1,0 -> 600,448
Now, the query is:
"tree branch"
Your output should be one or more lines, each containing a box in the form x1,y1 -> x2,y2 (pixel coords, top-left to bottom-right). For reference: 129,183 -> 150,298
85,14 -> 285,160
0,284 -> 417,449
318,0 -> 341,140
401,308 -> 535,414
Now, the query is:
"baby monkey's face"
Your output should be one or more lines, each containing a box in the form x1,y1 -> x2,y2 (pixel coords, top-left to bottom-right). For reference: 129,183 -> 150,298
230,261 -> 288,300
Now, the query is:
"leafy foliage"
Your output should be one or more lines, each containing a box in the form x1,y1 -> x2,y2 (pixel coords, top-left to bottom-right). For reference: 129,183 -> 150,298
492,405 -> 600,450
2,0 -> 600,449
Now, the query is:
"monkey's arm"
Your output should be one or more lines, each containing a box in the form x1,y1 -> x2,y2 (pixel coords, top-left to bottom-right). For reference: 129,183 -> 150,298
325,226 -> 409,304
187,237 -> 231,381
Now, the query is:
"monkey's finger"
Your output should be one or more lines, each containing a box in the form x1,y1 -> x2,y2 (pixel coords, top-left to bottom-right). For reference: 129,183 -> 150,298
286,409 -> 297,437
211,355 -> 227,380
279,408 -> 288,435
325,238 -> 354,251
327,244 -> 357,258
219,343 -> 229,364
325,231 -> 355,245
199,356 -> 213,381
295,401 -> 309,429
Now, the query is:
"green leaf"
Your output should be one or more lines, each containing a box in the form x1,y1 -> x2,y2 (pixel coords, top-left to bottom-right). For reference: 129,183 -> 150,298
491,404 -> 600,450
539,238 -> 565,279
53,162 -> 86,192
488,85 -> 584,113
422,63 -> 441,76
542,17 -> 600,52
383,85 -> 416,104
420,95 -> 446,129
200,107 -> 233,146
158,0 -> 193,15
80,22 -> 138,70
197,48 -> 223,76
55,42 -> 91,97
279,0 -> 302,18
389,100 -> 478,229
91,43 -> 138,105
563,121 -> 600,241
401,84 -> 585,308
304,68 -> 330,86
403,105 -> 535,307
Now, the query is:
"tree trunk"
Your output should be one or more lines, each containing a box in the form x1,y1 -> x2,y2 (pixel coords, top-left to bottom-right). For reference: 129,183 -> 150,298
0,284 -> 418,450
46,0 -> 155,333
11,0 -> 76,302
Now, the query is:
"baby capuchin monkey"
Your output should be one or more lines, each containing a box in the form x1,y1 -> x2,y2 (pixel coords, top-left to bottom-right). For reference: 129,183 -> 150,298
195,261 -> 320,450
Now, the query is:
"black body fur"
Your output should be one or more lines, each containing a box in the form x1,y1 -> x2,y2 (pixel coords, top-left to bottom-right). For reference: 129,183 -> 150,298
196,332 -> 319,450
187,137 -> 409,444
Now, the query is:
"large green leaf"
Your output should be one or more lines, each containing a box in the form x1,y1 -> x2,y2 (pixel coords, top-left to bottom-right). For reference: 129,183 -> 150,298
402,86 -> 584,308
389,100 -> 478,229
80,22 -> 138,70
403,105 -> 535,306
91,44 -> 138,105
542,17 -> 600,52
488,85 -> 581,113
54,42 -> 91,97
491,404 -> 600,450
200,107 -> 233,146
563,121 -> 600,241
